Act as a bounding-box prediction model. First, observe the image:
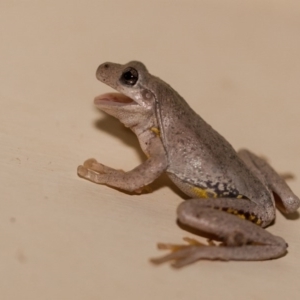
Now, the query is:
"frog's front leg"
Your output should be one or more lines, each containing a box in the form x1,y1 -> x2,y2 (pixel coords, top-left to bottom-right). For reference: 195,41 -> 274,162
151,199 -> 287,268
77,136 -> 168,193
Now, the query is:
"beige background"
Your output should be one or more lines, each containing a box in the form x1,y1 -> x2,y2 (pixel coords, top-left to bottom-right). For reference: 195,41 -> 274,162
1,1 -> 300,299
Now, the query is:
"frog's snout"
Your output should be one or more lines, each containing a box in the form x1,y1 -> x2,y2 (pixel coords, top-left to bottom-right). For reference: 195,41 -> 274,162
96,62 -> 111,81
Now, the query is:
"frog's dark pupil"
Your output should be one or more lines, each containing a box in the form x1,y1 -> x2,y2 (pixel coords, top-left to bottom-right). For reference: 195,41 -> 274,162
120,67 -> 138,85
125,72 -> 133,79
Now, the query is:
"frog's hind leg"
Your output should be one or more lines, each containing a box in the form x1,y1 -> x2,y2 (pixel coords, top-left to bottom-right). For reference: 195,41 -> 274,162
238,149 -> 300,213
151,199 -> 287,268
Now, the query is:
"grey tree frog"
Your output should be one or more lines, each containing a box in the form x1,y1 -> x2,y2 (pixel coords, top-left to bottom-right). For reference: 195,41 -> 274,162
78,61 -> 300,268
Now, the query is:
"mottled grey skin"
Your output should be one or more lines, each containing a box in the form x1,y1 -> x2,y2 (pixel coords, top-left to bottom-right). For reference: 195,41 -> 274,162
78,61 -> 300,267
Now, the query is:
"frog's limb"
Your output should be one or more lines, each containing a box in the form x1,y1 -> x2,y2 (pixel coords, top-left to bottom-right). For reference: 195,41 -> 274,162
151,199 -> 287,267
77,132 -> 168,192
77,136 -> 168,192
77,154 -> 167,192
238,149 -> 300,213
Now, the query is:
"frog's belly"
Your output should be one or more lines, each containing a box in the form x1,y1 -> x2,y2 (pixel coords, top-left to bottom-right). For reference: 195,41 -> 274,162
167,172 -> 243,199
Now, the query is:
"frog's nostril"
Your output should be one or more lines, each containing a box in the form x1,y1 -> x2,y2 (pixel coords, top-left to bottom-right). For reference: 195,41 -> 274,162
96,63 -> 109,80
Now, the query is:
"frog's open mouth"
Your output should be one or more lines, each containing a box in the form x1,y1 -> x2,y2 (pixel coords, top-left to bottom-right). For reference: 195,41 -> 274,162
94,93 -> 136,106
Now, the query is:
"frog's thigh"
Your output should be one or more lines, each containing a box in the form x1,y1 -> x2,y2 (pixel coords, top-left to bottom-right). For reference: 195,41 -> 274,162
238,149 -> 300,213
177,199 -> 277,243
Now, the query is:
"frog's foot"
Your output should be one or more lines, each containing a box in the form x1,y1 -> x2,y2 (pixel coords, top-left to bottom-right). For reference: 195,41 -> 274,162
77,158 -> 123,183
150,238 -> 218,268
151,237 -> 286,268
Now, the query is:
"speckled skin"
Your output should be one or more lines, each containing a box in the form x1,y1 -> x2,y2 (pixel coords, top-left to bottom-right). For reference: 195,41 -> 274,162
78,61 -> 300,267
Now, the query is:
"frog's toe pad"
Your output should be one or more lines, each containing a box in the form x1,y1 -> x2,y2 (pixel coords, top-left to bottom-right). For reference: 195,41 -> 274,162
83,158 -> 98,168
77,165 -> 88,177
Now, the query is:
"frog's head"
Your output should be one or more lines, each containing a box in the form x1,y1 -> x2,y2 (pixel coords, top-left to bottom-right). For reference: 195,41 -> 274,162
94,61 -> 157,127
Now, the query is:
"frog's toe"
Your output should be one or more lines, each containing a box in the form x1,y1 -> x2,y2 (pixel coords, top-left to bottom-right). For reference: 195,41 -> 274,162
77,165 -> 88,177
156,237 -> 206,252
151,238 -> 207,267
150,245 -> 204,268
83,158 -> 107,173
83,158 -> 98,168
83,159 -> 118,174
279,172 -> 294,181
77,166 -> 108,184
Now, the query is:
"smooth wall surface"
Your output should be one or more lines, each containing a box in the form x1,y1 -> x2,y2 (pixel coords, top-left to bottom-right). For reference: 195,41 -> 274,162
1,1 -> 300,299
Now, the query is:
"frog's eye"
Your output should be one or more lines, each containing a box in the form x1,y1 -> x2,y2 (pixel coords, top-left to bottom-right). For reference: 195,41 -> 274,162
120,67 -> 138,86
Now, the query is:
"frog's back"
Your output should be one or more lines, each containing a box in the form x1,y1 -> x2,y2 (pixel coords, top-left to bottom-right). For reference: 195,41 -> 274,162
155,87 -> 265,199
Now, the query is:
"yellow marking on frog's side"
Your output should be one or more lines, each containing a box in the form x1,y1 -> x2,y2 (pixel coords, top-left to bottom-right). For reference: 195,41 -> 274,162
191,189 -> 261,224
256,219 -> 262,226
192,187 -> 217,198
226,209 -> 246,220
150,127 -> 160,137
226,208 -> 239,215
249,214 -> 256,221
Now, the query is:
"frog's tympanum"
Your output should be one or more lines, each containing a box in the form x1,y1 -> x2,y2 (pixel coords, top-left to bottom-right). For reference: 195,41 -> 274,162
78,61 -> 300,268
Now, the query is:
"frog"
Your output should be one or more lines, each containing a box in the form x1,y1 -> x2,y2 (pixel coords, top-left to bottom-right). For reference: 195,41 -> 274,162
77,61 -> 300,268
